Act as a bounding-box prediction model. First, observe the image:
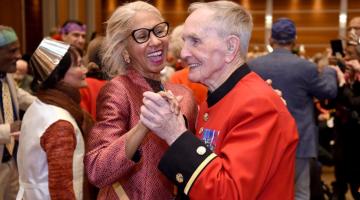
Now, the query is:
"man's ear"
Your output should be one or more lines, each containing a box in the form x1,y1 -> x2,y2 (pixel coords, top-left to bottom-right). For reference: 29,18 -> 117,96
225,35 -> 240,63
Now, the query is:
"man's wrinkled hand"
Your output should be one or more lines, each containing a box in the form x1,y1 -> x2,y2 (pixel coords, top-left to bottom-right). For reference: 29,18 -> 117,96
10,131 -> 20,140
329,65 -> 346,87
346,59 -> 360,72
158,90 -> 183,115
140,91 -> 187,145
266,79 -> 287,105
10,120 -> 21,133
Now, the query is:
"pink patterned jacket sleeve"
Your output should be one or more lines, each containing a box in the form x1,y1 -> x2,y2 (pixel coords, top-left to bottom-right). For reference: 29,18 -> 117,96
85,79 -> 140,188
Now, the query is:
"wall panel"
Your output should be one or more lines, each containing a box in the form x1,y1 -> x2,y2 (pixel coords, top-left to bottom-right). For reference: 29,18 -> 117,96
2,0 -> 360,58
273,0 -> 342,56
95,0 -> 104,35
78,0 -> 86,24
24,0 -> 43,55
348,0 -> 360,25
57,0 -> 69,27
0,0 -> 24,52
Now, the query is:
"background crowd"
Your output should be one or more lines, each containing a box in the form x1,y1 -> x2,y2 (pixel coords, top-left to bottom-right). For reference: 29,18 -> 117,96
0,1 -> 359,200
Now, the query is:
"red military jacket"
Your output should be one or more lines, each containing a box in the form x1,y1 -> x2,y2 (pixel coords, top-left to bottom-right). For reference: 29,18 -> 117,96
159,65 -> 299,200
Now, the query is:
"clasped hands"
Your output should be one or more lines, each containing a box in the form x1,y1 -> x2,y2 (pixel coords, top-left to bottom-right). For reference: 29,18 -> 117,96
140,90 -> 187,145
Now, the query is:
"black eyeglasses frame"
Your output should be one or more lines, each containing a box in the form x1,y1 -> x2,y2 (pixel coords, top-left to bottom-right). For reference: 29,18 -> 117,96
131,22 -> 170,44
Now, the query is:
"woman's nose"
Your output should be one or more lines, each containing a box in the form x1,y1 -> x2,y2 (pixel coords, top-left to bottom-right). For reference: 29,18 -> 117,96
148,32 -> 162,46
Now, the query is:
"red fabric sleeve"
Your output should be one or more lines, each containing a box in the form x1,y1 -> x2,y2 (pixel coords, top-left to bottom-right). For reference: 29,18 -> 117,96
40,120 -> 77,200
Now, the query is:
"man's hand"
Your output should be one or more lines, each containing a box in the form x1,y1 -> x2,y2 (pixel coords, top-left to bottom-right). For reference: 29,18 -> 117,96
10,120 -> 21,133
10,131 -> 20,140
140,91 -> 187,145
329,65 -> 346,87
158,90 -> 183,115
266,79 -> 287,105
346,59 -> 360,72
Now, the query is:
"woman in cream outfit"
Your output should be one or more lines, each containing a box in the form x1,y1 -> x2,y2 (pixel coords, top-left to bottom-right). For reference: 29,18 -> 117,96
16,38 -> 94,200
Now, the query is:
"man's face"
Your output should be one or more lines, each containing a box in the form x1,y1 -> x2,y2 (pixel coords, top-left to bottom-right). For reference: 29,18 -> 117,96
62,31 -> 86,50
0,41 -> 21,73
13,59 -> 28,82
181,8 -> 227,89
348,17 -> 360,36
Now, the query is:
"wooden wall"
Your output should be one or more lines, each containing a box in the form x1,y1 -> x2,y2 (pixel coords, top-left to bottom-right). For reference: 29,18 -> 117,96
0,0 -> 24,53
98,0 -> 360,57
1,0 -> 360,57
24,0 -> 43,55
272,0 -> 341,56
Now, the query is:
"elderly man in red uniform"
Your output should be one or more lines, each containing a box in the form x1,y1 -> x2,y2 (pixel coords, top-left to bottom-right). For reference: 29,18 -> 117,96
140,1 -> 299,200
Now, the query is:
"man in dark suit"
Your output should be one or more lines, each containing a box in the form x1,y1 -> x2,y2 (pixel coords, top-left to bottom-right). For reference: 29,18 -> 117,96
0,25 -> 35,200
248,18 -> 338,200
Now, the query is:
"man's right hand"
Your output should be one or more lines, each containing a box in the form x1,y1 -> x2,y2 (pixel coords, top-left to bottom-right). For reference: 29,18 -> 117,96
329,65 -> 346,87
10,120 -> 21,133
346,59 -> 360,72
140,91 -> 187,145
266,79 -> 287,105
10,131 -> 20,140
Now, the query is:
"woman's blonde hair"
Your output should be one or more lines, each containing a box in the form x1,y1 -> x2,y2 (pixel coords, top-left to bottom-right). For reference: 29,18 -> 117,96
102,1 -> 163,78
168,24 -> 184,60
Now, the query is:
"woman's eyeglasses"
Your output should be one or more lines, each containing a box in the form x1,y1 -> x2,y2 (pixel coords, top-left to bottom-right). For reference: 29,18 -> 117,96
131,22 -> 169,44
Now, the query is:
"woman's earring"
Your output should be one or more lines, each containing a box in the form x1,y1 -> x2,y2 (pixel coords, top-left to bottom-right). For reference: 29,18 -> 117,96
122,51 -> 131,64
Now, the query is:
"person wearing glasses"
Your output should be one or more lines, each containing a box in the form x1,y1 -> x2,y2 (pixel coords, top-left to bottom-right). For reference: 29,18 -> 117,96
84,1 -> 197,200
140,1 -> 299,199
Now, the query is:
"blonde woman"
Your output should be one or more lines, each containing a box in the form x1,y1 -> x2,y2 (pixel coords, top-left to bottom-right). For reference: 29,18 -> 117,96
84,1 -> 197,199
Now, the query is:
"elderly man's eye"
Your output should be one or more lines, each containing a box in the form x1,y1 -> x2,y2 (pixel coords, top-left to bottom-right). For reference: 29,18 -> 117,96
191,37 -> 200,46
